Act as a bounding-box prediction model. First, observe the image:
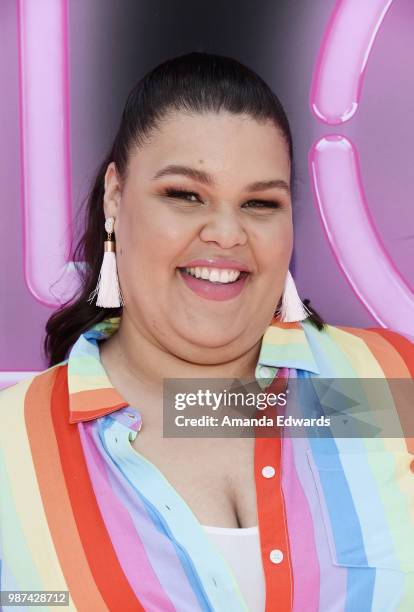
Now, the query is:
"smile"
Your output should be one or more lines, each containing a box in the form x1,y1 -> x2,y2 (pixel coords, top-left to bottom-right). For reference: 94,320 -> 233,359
177,267 -> 250,301
182,266 -> 243,284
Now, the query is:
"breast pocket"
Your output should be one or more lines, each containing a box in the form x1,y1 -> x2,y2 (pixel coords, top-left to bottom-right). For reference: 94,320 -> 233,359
306,449 -> 414,573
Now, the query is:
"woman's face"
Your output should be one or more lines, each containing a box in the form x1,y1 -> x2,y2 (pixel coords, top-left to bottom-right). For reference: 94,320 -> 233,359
104,110 -> 293,364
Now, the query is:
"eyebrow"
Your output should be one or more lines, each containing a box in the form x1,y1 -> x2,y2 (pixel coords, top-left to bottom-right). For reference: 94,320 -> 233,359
152,164 -> 290,194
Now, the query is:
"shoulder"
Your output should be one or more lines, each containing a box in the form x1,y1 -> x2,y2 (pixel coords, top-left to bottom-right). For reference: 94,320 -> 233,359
301,319 -> 414,377
327,322 -> 413,362
0,363 -> 67,428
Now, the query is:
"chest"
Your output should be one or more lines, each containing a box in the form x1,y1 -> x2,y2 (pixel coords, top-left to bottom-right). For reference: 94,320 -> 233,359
130,423 -> 258,529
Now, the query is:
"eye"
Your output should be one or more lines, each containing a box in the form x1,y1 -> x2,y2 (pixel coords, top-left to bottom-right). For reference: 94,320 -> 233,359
163,188 -> 202,203
242,200 -> 281,210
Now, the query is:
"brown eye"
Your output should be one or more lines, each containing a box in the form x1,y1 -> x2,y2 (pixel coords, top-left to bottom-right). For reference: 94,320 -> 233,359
164,188 -> 201,203
242,200 -> 281,209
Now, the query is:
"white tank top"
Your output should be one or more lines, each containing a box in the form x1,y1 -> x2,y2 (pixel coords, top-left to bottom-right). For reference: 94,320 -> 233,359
201,524 -> 265,612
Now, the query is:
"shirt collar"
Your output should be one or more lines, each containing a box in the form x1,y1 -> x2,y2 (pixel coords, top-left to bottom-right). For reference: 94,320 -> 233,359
67,315 -> 320,424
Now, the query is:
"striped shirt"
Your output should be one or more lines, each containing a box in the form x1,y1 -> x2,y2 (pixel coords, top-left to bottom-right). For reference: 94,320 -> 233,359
0,316 -> 413,611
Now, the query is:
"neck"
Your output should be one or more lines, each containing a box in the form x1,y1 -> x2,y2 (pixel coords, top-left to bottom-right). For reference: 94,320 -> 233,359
103,313 -> 262,391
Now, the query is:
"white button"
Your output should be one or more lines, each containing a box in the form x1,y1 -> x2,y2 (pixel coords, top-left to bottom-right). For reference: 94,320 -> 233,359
269,549 -> 284,564
259,366 -> 272,378
262,465 -> 276,478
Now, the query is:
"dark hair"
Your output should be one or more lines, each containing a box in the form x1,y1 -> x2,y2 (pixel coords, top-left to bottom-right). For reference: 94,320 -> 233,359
44,51 -> 325,367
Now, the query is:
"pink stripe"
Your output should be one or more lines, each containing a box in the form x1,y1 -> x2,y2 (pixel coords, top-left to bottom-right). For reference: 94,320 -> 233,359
105,461 -> 202,610
78,421 -> 176,611
282,436 -> 320,611
289,435 -> 348,611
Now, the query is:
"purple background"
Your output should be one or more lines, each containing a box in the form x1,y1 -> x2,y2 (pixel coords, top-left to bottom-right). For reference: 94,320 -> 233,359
0,0 -> 413,371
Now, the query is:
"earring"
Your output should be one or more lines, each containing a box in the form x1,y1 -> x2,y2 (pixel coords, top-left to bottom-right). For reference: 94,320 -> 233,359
87,216 -> 124,308
278,270 -> 310,322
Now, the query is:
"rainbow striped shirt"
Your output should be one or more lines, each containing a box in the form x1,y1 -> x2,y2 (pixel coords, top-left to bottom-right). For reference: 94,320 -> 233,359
0,316 -> 413,611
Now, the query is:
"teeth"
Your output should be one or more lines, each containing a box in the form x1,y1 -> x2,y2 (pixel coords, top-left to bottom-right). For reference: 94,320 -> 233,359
184,266 -> 242,283
210,269 -> 220,283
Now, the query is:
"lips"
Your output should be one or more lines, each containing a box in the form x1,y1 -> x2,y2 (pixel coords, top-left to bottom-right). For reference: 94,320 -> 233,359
178,258 -> 251,273
181,267 -> 248,282
177,265 -> 250,301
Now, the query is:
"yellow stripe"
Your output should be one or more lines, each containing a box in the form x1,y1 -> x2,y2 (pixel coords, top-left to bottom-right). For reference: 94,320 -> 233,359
69,374 -> 115,394
262,327 -> 306,346
0,376 -> 77,610
0,446 -> 41,588
328,327 -> 414,571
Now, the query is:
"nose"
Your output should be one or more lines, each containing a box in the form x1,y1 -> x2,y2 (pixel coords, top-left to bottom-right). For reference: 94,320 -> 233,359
199,206 -> 248,248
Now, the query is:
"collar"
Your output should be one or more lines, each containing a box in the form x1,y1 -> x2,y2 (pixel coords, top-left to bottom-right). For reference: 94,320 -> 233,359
67,316 -> 320,424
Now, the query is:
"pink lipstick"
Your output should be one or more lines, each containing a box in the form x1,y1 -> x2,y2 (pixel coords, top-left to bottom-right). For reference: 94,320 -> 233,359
177,259 -> 251,302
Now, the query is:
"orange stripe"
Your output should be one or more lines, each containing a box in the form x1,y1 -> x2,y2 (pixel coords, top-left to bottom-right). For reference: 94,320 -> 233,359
69,388 -> 128,422
255,373 -> 293,612
367,328 -> 414,454
70,405 -> 129,424
271,318 -> 301,330
25,367 -> 110,611
366,329 -> 414,377
51,365 -> 145,611
336,326 -> 411,377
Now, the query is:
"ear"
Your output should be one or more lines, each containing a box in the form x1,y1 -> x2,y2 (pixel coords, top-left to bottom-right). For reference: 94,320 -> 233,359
103,162 -> 122,224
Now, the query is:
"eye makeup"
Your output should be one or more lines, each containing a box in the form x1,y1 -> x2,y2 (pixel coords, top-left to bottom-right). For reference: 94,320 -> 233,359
160,187 -> 283,209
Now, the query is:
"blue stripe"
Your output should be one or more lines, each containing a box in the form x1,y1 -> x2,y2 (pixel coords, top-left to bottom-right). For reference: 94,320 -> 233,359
344,567 -> 375,612
102,417 -> 248,611
299,376 -> 368,566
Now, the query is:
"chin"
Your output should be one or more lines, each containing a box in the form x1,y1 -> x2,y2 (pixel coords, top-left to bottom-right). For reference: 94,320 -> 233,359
173,320 -> 245,351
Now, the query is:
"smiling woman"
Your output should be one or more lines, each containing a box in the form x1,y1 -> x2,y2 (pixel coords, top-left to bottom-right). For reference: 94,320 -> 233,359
44,51 -> 325,367
98,106 -> 301,358
1,52 -> 413,612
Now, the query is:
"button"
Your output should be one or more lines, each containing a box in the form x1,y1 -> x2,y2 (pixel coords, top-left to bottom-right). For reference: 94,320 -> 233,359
262,465 -> 276,478
410,459 -> 414,474
259,366 -> 273,378
269,549 -> 284,564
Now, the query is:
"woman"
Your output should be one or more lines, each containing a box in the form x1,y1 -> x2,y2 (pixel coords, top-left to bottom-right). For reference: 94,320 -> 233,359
0,52 -> 413,612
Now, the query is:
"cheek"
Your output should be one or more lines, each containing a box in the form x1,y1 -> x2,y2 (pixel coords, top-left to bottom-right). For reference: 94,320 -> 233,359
253,220 -> 293,272
120,201 -> 193,274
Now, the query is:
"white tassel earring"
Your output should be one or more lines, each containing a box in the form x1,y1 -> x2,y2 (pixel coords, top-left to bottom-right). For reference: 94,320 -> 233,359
279,270 -> 310,322
87,216 -> 124,308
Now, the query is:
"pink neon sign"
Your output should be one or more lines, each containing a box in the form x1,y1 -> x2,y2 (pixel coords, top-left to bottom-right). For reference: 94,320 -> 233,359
18,0 -> 79,308
309,0 -> 413,336
310,0 -> 394,124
